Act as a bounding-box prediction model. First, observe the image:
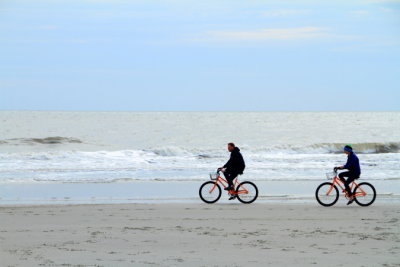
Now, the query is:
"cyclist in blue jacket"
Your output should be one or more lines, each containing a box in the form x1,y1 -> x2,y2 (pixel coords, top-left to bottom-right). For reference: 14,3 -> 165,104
335,145 -> 361,205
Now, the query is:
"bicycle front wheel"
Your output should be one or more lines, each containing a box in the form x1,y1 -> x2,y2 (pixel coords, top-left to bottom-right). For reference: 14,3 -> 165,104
199,181 -> 221,204
236,181 -> 258,204
315,182 -> 339,207
353,182 -> 376,207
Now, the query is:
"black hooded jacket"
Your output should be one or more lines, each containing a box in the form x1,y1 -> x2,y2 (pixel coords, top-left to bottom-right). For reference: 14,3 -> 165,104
223,147 -> 245,174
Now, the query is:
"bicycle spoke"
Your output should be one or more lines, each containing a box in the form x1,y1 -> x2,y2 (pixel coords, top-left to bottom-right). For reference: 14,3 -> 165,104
315,182 -> 339,207
199,182 -> 221,203
236,181 -> 258,204
353,182 -> 376,206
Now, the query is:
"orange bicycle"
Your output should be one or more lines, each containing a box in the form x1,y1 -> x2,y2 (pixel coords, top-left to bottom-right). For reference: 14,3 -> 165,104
199,170 -> 258,204
315,169 -> 376,207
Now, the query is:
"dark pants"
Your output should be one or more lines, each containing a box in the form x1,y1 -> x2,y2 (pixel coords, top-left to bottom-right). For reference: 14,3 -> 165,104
339,171 -> 359,196
223,172 -> 239,188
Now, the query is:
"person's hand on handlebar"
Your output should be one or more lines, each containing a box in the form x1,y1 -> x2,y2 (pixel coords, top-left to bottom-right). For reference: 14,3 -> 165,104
334,166 -> 344,172
218,167 -> 226,172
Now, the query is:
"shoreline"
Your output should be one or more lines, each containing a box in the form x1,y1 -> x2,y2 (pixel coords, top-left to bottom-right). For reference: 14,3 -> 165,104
1,203 -> 399,266
1,180 -> 399,205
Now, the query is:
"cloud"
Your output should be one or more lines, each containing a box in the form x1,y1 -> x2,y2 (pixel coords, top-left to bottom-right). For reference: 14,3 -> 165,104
371,0 -> 400,2
379,7 -> 399,12
190,27 -> 333,42
261,9 -> 311,17
351,10 -> 369,15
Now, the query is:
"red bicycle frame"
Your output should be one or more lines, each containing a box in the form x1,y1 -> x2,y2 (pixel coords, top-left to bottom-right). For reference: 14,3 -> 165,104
328,175 -> 367,197
209,174 -> 249,195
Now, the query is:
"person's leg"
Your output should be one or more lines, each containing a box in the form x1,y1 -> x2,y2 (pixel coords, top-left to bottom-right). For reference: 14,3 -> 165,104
223,172 -> 234,189
339,171 -> 352,196
230,173 -> 238,188
345,173 -> 358,205
346,175 -> 357,196
223,172 -> 238,189
224,172 -> 239,200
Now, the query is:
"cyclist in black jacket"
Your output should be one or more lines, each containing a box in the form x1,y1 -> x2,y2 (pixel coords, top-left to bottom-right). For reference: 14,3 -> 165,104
219,143 -> 245,199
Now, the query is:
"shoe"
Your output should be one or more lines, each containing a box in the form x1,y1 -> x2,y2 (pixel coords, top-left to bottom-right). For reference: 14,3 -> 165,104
229,196 -> 237,200
224,186 -> 233,191
347,196 -> 355,205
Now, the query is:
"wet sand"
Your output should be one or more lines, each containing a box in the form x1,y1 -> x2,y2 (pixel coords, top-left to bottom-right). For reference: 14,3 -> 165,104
1,203 -> 399,266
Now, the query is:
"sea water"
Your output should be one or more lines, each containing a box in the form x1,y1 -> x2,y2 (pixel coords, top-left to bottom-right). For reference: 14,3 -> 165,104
0,111 -> 399,203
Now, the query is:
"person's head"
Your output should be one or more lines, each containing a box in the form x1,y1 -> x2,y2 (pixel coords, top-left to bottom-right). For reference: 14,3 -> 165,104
227,142 -> 235,152
343,145 -> 353,155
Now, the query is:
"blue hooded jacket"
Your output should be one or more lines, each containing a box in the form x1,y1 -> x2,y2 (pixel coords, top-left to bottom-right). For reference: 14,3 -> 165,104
344,152 -> 361,176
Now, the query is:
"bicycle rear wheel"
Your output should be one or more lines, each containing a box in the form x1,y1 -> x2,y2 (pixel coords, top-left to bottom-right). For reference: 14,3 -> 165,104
199,181 -> 221,204
236,181 -> 258,204
315,182 -> 339,207
353,182 -> 376,206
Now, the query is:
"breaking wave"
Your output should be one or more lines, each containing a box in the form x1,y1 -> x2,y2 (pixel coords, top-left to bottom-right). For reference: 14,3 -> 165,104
0,138 -> 399,155
263,142 -> 400,154
0,135 -> 399,155
0,136 -> 82,145
145,142 -> 400,156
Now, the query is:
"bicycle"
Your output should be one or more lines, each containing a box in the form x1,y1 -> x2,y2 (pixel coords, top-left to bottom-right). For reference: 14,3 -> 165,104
199,170 -> 258,204
315,169 -> 376,207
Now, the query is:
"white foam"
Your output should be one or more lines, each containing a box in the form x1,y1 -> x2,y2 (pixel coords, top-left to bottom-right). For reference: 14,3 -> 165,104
0,111 -> 399,184
0,147 -> 399,184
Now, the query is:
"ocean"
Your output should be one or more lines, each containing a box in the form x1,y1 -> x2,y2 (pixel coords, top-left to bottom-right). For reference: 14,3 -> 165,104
0,111 -> 399,203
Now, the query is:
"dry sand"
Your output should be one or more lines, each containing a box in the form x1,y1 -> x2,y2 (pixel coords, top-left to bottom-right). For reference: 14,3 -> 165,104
0,203 -> 399,267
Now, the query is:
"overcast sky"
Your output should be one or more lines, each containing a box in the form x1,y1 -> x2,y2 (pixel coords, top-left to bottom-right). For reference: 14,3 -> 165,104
0,0 -> 399,111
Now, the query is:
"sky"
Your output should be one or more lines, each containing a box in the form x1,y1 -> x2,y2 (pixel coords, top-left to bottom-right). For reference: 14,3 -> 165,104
0,0 -> 399,111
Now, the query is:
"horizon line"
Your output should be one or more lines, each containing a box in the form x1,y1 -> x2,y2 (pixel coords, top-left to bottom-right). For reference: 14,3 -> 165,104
0,109 -> 399,113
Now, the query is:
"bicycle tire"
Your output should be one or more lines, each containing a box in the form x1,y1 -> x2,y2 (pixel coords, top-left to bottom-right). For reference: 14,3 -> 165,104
315,182 -> 339,207
199,181 -> 221,204
353,182 -> 376,207
236,181 -> 258,204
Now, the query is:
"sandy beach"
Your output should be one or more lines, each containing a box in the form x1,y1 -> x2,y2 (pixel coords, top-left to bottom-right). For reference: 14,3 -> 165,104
1,203 -> 399,267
